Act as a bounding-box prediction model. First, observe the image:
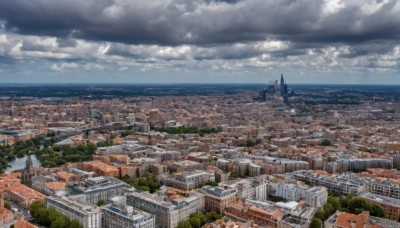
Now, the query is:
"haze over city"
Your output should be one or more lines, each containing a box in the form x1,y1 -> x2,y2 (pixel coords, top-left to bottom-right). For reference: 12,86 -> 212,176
2,2 -> 400,228
0,0 -> 400,84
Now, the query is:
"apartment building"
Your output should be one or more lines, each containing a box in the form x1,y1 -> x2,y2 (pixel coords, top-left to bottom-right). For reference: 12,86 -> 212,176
370,180 -> 400,199
164,170 -> 215,190
67,176 -> 131,205
46,195 -> 102,228
102,204 -> 155,228
126,191 -> 204,228
200,186 -> 238,214
360,192 -> 400,221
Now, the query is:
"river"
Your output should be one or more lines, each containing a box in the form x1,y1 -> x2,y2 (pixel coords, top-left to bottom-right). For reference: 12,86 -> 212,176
5,154 -> 41,173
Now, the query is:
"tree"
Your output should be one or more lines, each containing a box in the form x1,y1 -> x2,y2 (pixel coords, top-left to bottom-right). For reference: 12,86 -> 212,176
314,209 -> 325,221
29,201 -> 44,218
321,139 -> 332,146
37,207 -> 50,226
310,218 -> 322,228
177,220 -> 192,228
50,217 -> 67,228
4,202 -> 11,210
323,203 -> 334,217
328,196 -> 341,211
189,216 -> 202,228
370,204 -> 384,217
68,220 -> 82,228
97,199 -> 106,206
348,198 -> 371,214
205,212 -> 222,222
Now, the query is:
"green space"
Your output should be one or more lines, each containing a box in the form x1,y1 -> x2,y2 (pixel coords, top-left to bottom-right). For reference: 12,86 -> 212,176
121,172 -> 161,193
29,201 -> 82,228
151,126 -> 219,135
311,195 -> 384,228
35,142 -> 97,168
177,212 -> 222,228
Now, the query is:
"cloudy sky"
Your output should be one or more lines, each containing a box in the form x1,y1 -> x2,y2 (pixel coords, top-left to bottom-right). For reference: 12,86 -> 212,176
0,0 -> 399,84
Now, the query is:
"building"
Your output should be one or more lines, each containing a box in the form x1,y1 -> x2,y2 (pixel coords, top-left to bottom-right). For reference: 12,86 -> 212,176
164,170 -> 215,190
200,186 -> 238,214
273,184 -> 327,208
102,204 -> 155,228
46,195 -> 102,228
21,154 -> 34,186
293,170 -> 368,195
370,180 -> 400,199
0,196 -> 14,228
67,176 -> 131,205
225,202 -> 284,227
325,210 -> 400,228
360,192 -> 400,221
126,191 -> 205,228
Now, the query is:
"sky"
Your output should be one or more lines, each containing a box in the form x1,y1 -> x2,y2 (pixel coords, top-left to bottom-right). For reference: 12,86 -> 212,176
0,0 -> 399,84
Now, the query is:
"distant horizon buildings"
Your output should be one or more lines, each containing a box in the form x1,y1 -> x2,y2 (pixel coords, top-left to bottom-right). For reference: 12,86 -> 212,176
258,74 -> 290,104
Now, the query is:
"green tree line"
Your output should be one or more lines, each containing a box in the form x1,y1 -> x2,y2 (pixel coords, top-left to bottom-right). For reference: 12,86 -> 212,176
121,172 -> 161,193
35,142 -> 97,168
151,126 -> 219,135
310,195 -> 384,228
29,201 -> 82,228
177,212 -> 222,228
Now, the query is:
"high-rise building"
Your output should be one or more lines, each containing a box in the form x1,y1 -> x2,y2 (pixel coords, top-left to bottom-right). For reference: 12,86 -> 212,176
280,74 -> 285,97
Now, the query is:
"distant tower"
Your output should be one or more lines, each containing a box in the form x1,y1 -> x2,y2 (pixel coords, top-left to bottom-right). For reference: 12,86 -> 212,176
280,74 -> 285,97
284,83 -> 289,104
21,154 -> 34,186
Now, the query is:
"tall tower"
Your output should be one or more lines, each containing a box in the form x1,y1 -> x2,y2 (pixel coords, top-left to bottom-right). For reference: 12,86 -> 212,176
21,154 -> 34,186
280,74 -> 285,97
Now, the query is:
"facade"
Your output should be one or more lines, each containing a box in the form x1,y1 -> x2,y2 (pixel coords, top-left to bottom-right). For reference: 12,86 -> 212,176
325,210 -> 400,228
67,176 -> 131,204
126,191 -> 205,228
273,183 -> 327,208
102,204 -> 155,228
164,170 -> 215,190
46,195 -> 102,228
293,170 -> 368,195
370,180 -> 400,199
360,192 -> 400,221
200,186 -> 238,214
225,203 -> 284,227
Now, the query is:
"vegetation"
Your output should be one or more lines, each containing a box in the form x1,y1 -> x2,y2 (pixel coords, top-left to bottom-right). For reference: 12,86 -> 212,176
310,218 -> 322,228
121,172 -> 161,193
0,140 -> 35,173
151,126 -> 219,135
311,195 -> 385,226
177,212 -> 222,228
35,142 -> 97,168
120,129 -> 133,138
96,199 -> 106,207
267,195 -> 285,202
320,139 -> 333,146
29,201 -> 82,228
96,141 -> 113,147
238,139 -> 260,147
4,202 -> 11,210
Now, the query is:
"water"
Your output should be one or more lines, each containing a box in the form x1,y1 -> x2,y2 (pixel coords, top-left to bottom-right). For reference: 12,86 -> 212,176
5,155 -> 41,173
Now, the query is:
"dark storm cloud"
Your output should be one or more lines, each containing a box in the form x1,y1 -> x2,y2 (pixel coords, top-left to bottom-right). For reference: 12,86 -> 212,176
0,0 -> 399,46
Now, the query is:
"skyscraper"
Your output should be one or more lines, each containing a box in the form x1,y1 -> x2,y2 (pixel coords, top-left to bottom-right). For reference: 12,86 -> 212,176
280,74 -> 284,97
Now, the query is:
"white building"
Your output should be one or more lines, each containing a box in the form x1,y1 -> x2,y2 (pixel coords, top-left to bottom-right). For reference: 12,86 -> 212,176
46,195 -> 102,228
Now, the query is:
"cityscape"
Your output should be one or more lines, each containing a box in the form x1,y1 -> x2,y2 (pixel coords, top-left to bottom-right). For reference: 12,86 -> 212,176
1,1 -> 400,228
